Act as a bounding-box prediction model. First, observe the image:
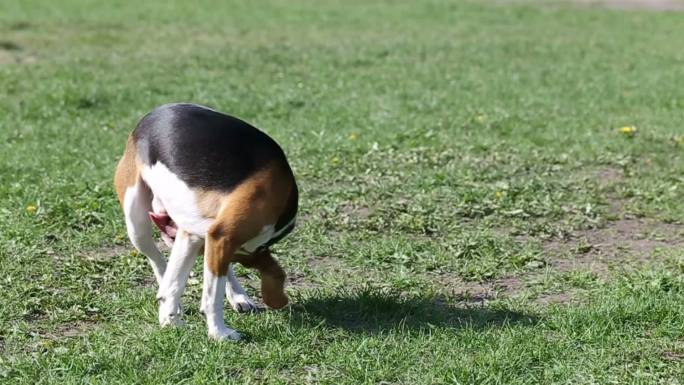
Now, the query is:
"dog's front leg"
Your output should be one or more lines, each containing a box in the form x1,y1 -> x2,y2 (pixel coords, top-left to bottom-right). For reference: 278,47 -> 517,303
156,230 -> 202,327
202,259 -> 241,341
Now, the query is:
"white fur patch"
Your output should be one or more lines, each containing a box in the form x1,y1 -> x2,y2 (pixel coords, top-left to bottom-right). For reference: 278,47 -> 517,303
141,162 -> 214,237
241,225 -> 275,252
141,161 -> 288,253
202,258 -> 241,341
273,218 -> 296,239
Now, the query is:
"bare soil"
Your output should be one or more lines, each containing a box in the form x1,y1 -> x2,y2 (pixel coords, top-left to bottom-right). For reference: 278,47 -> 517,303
544,218 -> 684,274
78,244 -> 130,261
436,166 -> 683,305
54,320 -> 97,338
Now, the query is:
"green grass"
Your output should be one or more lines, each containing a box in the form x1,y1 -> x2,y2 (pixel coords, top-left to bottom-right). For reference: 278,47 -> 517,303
1,0 -> 684,383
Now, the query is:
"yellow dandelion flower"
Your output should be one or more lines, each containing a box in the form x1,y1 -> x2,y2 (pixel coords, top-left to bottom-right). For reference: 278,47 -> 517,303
26,204 -> 37,214
619,126 -> 636,136
495,191 -> 503,199
348,132 -> 358,141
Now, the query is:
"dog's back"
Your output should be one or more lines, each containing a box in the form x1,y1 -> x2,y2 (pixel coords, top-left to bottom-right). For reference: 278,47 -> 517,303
116,103 -> 297,247
134,103 -> 290,193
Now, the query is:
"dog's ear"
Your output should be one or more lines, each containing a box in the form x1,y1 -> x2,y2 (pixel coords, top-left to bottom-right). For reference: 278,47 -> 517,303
237,249 -> 288,309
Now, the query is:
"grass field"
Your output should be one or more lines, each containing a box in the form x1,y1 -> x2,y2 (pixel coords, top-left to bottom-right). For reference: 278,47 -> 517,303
1,0 -> 684,383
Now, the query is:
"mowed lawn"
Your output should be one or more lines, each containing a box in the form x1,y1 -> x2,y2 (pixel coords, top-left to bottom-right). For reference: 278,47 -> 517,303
1,0 -> 684,383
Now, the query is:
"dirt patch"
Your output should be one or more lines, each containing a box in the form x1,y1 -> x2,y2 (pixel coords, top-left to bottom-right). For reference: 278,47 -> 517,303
287,270 -> 311,288
0,41 -> 37,66
535,291 -> 575,305
544,218 -> 684,276
19,319 -> 99,352
576,0 -> 684,11
305,255 -> 348,271
291,257 -> 350,290
662,350 -> 684,362
434,274 -> 524,304
135,274 -> 158,289
78,244 -> 131,261
54,320 -> 97,338
557,166 -> 627,217
605,196 -> 627,218
594,167 -> 624,187
339,203 -> 372,221
0,50 -> 16,65
438,216 -> 683,306
78,241 -> 170,261
543,219 -> 684,280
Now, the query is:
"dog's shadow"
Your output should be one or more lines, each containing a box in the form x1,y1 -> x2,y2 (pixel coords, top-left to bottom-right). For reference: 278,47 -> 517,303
286,288 -> 536,334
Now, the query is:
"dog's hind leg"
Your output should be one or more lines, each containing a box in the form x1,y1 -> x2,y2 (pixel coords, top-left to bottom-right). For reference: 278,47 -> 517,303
115,137 -> 167,285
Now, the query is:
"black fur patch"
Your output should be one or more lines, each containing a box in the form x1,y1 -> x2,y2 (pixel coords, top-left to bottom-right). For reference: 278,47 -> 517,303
134,103 -> 288,191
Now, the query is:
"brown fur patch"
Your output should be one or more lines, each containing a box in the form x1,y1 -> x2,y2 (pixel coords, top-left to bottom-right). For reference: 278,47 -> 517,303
195,189 -> 224,218
205,161 -> 295,276
113,136 -> 139,204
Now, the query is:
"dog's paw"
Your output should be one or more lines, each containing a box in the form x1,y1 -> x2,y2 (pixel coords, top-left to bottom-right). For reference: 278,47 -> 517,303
159,313 -> 185,327
228,293 -> 259,313
208,326 -> 241,341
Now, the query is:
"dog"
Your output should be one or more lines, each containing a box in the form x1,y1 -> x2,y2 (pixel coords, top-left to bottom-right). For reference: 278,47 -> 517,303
114,103 -> 298,340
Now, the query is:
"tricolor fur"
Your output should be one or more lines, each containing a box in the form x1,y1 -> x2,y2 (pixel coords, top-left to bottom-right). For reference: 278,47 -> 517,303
114,103 -> 298,340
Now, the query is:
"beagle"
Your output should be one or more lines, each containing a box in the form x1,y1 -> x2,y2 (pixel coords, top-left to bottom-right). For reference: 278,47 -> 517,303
114,103 -> 298,340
